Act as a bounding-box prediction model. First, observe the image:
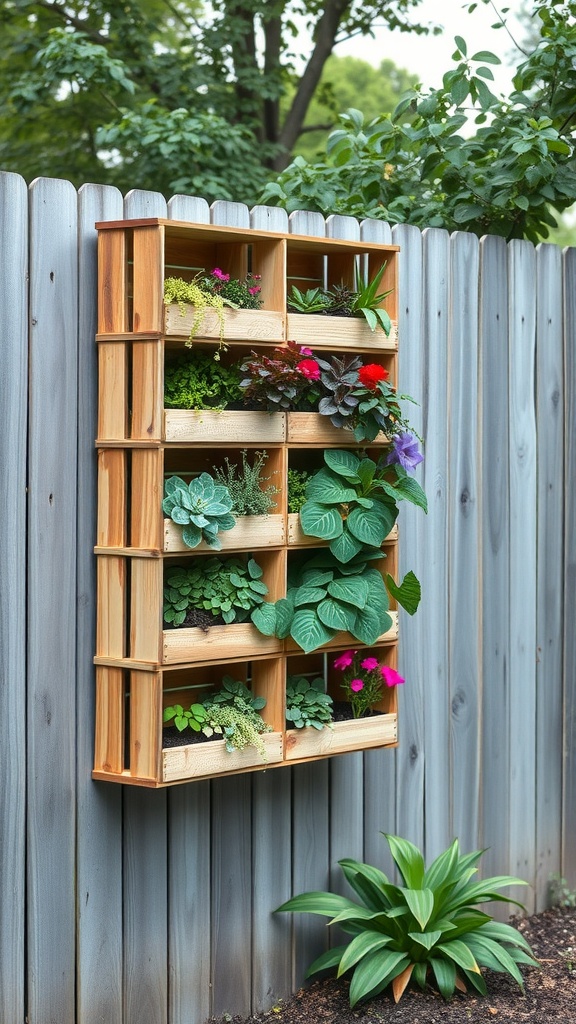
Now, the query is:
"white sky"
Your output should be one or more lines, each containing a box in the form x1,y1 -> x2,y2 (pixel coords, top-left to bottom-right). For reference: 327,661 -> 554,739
334,0 -> 527,92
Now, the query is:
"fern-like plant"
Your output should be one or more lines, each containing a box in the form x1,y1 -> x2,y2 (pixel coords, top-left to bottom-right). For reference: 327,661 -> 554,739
277,834 -> 539,1006
213,451 -> 279,516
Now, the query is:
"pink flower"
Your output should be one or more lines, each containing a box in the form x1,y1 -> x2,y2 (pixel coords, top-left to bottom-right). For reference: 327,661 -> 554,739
361,657 -> 379,671
333,650 -> 355,670
381,666 -> 405,687
212,268 -> 230,282
350,679 -> 364,692
296,358 -> 321,381
248,286 -> 261,295
299,346 -> 313,356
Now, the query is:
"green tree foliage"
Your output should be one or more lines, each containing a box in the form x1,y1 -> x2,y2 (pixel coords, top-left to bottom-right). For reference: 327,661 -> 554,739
0,0 -> 430,202
262,0 -> 576,241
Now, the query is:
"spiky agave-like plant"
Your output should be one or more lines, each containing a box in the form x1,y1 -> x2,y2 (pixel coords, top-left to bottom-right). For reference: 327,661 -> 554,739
276,834 -> 538,1006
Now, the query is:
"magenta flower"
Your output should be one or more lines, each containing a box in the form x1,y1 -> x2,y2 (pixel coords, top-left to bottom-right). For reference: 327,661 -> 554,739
381,666 -> 405,687
248,286 -> 261,295
212,268 -> 230,282
296,358 -> 321,381
333,650 -> 355,670
350,679 -> 364,692
299,346 -> 313,356
361,657 -> 379,671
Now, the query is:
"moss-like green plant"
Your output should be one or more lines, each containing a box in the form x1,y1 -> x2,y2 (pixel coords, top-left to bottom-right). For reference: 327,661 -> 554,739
164,352 -> 242,410
203,677 -> 271,757
213,451 -> 279,516
286,676 -> 333,729
164,275 -> 228,347
287,468 -> 311,514
164,556 -> 268,627
162,474 -> 236,549
277,834 -> 538,1006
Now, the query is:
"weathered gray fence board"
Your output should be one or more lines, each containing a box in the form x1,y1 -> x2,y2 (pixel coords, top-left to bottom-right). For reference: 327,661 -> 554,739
508,240 -> 537,911
291,762 -> 330,983
165,192 -> 213,1024
27,176 -> 79,1024
535,244 -> 564,909
562,246 -> 576,887
76,183 -> 124,1024
393,223 -> 426,853
448,232 -> 481,855
122,188 -> 169,1024
420,227 -> 451,860
479,234 -> 510,882
0,170 -> 27,1024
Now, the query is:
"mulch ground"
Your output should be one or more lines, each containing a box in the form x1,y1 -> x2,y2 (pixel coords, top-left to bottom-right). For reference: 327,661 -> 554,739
207,906 -> 576,1024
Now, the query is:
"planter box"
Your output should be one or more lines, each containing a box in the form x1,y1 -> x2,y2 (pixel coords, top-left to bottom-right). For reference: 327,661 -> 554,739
163,409 -> 286,443
165,304 -> 285,342
286,412 -> 386,445
287,313 -> 397,351
162,622 -> 283,665
287,514 -> 398,547
285,713 -> 397,761
284,611 -> 398,654
164,515 -> 285,553
162,731 -> 284,783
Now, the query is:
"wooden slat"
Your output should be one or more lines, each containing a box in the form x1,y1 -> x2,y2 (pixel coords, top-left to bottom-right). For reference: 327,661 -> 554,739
535,243 -> 564,908
163,623 -> 284,664
131,449 -> 164,549
131,337 -> 164,440
286,411 -> 387,445
478,235 -> 510,885
286,313 -> 397,350
0,170 -> 27,1024
162,732 -> 283,782
508,240 -> 537,911
130,670 -> 163,779
96,556 -> 126,659
287,714 -> 397,759
164,409 -> 286,444
130,558 -> 163,664
93,666 -> 125,775
165,304 -> 285,340
563,246 -> 576,889
27,175 -> 78,1024
164,514 -> 285,552
97,449 -> 127,547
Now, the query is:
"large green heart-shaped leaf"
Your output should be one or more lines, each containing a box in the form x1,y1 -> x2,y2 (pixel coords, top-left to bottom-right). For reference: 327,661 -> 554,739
329,528 -> 363,563
385,571 -> 421,615
324,449 -> 361,481
300,502 -> 343,540
352,605 -> 390,645
327,575 -> 369,608
348,503 -> 394,546
290,609 -> 336,653
317,597 -> 357,632
293,585 -> 328,607
305,468 -> 357,504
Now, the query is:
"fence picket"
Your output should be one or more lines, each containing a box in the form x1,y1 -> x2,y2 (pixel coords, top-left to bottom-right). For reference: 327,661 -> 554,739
563,246 -> 576,889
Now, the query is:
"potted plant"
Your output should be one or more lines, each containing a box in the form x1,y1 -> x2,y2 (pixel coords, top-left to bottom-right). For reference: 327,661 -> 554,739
286,263 -> 397,349
163,267 -> 284,346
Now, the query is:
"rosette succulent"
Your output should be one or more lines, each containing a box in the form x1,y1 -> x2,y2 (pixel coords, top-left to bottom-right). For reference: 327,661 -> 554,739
162,474 -> 236,550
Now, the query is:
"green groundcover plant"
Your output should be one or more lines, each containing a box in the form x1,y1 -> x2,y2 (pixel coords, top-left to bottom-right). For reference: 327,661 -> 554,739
164,677 -> 271,757
276,834 -> 538,1006
287,263 -> 392,336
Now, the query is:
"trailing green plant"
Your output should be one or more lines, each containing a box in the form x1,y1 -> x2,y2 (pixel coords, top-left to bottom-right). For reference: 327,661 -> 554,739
286,676 -> 334,730
164,269 -> 262,348
276,833 -> 539,1006
213,450 -> 279,517
163,701 -> 210,735
252,548 -> 393,654
239,341 -> 321,412
332,649 -> 404,718
164,352 -> 242,410
162,474 -> 236,550
299,449 -> 424,612
163,556 -> 268,627
287,468 -> 311,514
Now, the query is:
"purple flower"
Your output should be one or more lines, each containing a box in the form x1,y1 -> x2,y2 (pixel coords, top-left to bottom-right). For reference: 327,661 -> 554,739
386,432 -> 423,472
333,650 -> 355,670
350,679 -> 364,692
381,666 -> 405,687
361,657 -> 379,671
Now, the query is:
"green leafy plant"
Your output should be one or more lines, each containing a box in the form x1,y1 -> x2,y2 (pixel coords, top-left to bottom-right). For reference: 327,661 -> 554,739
287,286 -> 331,314
164,269 -> 262,348
252,549 -> 393,654
164,352 -> 242,410
286,676 -> 334,729
213,450 -> 279,516
286,266 -> 392,334
163,556 -> 268,627
239,341 -> 321,412
163,702 -> 210,735
287,468 -> 311,514
276,833 -> 539,1006
162,474 -> 236,550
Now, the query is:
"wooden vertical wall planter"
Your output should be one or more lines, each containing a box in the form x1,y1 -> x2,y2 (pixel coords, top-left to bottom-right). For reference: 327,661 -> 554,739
94,217 -> 402,786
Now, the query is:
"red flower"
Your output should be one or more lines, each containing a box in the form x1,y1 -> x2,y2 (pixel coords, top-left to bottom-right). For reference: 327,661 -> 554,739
358,363 -> 389,390
296,358 -> 321,381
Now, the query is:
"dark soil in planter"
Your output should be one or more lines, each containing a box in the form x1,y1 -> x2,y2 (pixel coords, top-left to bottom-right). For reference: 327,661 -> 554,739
206,906 -> 576,1024
330,701 -> 382,723
164,608 -> 226,631
162,725 -> 217,749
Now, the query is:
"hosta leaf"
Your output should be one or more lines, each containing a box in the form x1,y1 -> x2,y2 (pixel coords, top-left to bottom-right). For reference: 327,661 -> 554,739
348,503 -> 394,546
460,966 -> 487,995
249,579 -> 269,595
299,569 -> 334,587
402,887 -> 434,929
479,921 -> 535,952
276,892 -> 359,916
248,558 -> 263,579
352,606 -> 389,645
466,935 -> 525,986
423,839 -> 460,890
323,449 -> 361,480
327,575 -> 369,608
293,585 -> 328,607
383,475 -> 428,512
274,597 -> 295,638
305,468 -> 357,504
300,502 -> 343,540
385,571 -> 421,615
337,931 -> 394,976
338,859 -> 392,910
317,597 -> 357,632
329,528 -> 364,563
290,609 -> 336,653
250,602 -> 277,636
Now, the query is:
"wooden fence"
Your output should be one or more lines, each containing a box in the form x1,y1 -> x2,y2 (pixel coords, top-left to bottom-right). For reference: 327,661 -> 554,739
0,169 -> 575,1024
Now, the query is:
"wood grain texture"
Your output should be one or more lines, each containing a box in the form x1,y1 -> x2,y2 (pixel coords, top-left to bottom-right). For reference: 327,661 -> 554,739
392,223 -> 425,854
0,170 -> 27,1024
508,240 -> 537,910
478,235 -> 510,884
27,176 -> 78,1024
563,246 -> 576,889
535,244 -> 564,909
122,187 -> 169,1024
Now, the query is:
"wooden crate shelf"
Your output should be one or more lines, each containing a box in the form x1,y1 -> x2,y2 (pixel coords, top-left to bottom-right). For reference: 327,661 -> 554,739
94,217 -> 403,785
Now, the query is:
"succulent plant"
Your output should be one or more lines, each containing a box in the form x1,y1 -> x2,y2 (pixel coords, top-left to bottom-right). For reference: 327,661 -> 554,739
162,474 -> 236,550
